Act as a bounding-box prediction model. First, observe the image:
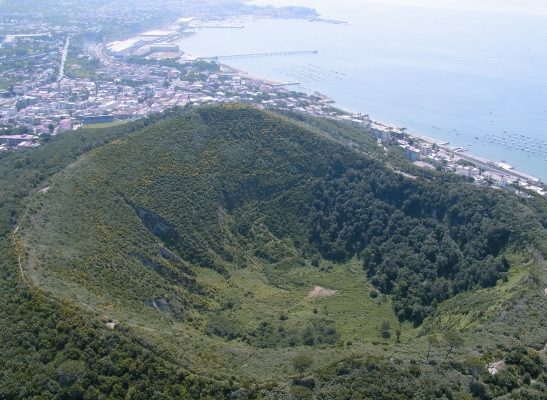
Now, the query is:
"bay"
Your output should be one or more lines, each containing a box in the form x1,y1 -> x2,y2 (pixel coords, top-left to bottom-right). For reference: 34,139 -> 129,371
179,0 -> 547,181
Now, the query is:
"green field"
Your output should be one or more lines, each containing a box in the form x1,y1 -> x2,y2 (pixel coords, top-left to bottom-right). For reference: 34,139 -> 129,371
82,120 -> 128,129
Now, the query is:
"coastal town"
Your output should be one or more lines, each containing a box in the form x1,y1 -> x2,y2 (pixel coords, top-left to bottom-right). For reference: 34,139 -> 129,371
0,8 -> 545,198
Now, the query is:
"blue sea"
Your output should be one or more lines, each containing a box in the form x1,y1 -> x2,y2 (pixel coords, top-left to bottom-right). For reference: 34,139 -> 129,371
179,0 -> 547,181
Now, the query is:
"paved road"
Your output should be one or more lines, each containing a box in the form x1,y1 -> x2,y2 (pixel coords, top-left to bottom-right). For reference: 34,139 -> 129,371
57,36 -> 70,82
93,43 -> 115,66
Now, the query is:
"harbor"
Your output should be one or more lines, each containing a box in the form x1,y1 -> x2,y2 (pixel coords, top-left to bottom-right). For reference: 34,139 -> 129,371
485,132 -> 547,160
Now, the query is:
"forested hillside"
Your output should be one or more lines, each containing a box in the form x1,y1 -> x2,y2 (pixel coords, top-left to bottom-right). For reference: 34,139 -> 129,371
1,105 -> 545,398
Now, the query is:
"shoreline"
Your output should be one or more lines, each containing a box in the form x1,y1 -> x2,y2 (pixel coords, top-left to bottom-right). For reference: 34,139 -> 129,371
219,63 -> 286,86
172,18 -> 544,187
368,119 -> 542,184
207,59 -> 544,186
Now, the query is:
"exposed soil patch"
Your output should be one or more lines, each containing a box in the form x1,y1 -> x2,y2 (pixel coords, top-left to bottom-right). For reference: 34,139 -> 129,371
487,360 -> 506,375
308,285 -> 336,298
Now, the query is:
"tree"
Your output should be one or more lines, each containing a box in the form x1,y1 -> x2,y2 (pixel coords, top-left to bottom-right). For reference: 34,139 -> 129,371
42,133 -> 52,143
443,330 -> 464,359
426,334 -> 439,360
57,359 -> 86,387
292,354 -> 313,380
379,320 -> 391,339
311,254 -> 320,268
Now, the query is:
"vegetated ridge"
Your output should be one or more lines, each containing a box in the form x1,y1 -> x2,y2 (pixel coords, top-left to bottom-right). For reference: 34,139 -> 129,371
1,105 -> 546,399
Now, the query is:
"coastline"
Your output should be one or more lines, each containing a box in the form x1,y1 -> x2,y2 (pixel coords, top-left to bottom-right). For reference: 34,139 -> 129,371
369,119 -> 542,184
170,18 -> 545,189
230,60 -> 545,186
204,56 -> 544,187
219,63 -> 286,86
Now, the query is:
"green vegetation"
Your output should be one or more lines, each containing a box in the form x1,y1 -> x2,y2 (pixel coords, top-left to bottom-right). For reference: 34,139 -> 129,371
292,354 -> 313,380
83,120 -> 128,129
444,329 -> 465,359
0,105 -> 545,398
64,36 -> 101,80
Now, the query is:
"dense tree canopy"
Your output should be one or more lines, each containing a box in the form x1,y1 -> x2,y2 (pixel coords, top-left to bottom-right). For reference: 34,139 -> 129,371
307,152 -> 541,323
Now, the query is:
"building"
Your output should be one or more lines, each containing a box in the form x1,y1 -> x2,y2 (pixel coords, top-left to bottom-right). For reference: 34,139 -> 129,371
16,96 -> 39,109
419,143 -> 430,157
150,43 -> 180,53
0,134 -> 35,146
405,146 -> 421,162
83,115 -> 115,125
58,119 -> 73,132
455,165 -> 480,178
107,38 -> 146,56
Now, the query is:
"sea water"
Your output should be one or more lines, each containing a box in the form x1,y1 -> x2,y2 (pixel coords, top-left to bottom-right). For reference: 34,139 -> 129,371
179,0 -> 547,181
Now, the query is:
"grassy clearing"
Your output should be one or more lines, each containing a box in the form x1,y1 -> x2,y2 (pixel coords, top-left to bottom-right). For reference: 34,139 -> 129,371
197,257 -> 415,343
82,120 -> 128,129
139,256 -> 422,380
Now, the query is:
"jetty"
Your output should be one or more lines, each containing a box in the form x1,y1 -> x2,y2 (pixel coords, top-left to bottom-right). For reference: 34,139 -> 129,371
200,50 -> 318,61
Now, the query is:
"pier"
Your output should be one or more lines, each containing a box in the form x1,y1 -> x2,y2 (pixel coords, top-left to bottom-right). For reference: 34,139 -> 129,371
201,50 -> 318,61
272,82 -> 300,87
191,25 -> 245,29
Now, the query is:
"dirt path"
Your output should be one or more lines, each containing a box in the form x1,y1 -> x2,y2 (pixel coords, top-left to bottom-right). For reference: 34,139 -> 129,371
11,208 -> 32,287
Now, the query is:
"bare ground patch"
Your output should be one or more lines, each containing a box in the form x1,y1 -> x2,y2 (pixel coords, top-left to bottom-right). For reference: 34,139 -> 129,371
308,285 -> 336,298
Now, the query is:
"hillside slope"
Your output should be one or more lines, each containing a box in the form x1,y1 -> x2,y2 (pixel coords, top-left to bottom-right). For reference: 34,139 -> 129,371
5,105 -> 547,398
